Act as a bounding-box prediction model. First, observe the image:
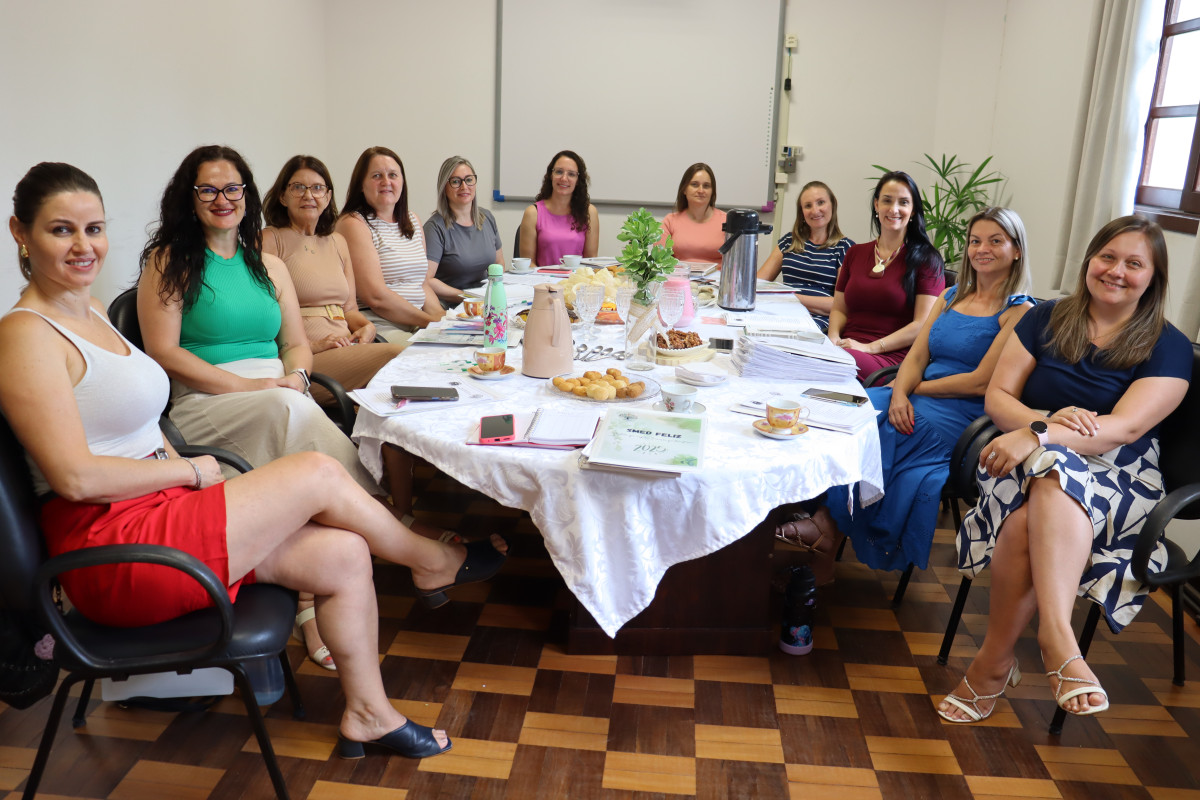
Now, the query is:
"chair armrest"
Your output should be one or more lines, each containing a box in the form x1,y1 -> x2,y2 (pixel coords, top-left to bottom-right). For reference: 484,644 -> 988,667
948,415 -> 999,502
33,543 -> 235,672
311,372 -> 356,436
159,416 -> 187,449
175,445 -> 253,474
861,365 -> 899,388
1131,482 -> 1200,586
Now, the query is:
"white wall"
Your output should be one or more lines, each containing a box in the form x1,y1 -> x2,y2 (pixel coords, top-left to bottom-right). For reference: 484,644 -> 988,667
0,0 -> 1146,308
0,0 -> 329,306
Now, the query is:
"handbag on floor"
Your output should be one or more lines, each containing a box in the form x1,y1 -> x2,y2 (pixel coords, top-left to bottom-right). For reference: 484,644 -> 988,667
0,609 -> 57,710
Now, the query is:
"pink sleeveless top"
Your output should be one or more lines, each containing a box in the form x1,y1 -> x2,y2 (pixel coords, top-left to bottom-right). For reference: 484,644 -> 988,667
533,200 -> 586,267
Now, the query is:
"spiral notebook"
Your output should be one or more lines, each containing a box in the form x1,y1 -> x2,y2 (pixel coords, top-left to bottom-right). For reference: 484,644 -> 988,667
467,409 -> 602,449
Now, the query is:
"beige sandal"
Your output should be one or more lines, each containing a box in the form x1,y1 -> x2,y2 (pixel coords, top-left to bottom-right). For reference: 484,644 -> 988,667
294,605 -> 335,671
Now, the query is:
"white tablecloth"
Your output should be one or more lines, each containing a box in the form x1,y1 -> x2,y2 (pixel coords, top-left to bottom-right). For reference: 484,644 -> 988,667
352,287 -> 883,637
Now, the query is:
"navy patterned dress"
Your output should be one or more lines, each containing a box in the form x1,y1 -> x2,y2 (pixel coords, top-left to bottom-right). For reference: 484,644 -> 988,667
957,300 -> 1193,632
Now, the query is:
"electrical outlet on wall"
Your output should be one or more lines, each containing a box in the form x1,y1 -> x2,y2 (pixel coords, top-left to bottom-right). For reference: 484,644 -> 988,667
785,33 -> 797,48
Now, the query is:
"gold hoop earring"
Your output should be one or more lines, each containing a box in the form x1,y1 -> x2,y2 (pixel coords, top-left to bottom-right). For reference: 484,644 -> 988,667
19,244 -> 29,259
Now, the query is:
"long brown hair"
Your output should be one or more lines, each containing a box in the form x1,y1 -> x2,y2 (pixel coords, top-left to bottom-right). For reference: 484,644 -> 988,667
673,163 -> 717,213
139,145 -> 271,310
788,180 -> 846,253
341,146 -> 414,238
1048,215 -> 1168,369
949,207 -> 1032,311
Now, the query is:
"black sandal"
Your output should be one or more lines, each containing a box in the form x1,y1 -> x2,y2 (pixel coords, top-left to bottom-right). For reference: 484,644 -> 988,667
417,539 -> 507,608
336,719 -> 452,759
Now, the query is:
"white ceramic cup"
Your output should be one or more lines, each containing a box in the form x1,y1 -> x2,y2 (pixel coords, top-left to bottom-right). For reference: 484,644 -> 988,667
510,257 -> 532,273
661,383 -> 698,413
561,254 -> 583,270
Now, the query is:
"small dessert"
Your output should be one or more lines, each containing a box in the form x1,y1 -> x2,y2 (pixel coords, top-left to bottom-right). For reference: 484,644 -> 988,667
656,329 -> 703,350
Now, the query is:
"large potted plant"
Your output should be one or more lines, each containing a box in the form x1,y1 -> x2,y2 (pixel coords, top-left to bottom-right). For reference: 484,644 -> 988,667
872,154 -> 1004,267
615,208 -> 678,357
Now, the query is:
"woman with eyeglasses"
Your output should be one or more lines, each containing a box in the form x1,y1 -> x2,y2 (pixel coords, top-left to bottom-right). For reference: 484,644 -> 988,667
518,150 -> 599,267
336,147 -> 444,341
262,155 -> 405,399
423,156 -> 504,302
137,145 -> 379,494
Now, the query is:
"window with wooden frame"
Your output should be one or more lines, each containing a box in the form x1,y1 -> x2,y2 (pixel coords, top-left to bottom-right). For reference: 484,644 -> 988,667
1136,0 -> 1200,230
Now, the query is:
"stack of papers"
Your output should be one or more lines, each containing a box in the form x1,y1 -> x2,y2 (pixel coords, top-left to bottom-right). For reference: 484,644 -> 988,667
409,318 -> 486,346
756,279 -> 797,294
731,395 -> 877,434
731,335 -> 857,382
350,381 -> 497,418
579,408 -> 705,477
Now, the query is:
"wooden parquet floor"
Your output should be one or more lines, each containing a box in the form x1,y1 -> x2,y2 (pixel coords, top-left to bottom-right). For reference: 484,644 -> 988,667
3,463 -> 1200,799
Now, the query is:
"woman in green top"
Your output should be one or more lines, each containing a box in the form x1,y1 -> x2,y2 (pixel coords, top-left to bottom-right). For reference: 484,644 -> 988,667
138,146 -> 380,670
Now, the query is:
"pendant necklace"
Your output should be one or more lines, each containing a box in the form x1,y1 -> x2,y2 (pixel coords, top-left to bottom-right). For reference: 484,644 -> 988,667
873,242 -> 900,274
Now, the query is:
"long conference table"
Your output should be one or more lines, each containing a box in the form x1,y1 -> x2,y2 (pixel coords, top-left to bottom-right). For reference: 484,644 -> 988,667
352,273 -> 883,655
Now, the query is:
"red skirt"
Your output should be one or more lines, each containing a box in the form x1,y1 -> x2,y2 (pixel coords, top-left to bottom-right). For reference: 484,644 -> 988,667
40,484 -> 255,627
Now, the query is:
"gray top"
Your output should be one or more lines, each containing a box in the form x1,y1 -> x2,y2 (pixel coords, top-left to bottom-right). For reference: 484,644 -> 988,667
423,209 -> 503,290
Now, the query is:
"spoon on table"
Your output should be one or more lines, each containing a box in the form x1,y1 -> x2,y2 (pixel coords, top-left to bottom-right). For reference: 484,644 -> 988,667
573,343 -> 589,360
583,347 -> 613,362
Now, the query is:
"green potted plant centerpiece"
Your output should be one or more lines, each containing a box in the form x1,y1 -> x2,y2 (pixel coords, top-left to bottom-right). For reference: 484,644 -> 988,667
615,208 -> 678,356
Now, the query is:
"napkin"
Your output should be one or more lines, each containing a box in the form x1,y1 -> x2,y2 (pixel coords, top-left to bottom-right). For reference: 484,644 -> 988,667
676,363 -> 727,385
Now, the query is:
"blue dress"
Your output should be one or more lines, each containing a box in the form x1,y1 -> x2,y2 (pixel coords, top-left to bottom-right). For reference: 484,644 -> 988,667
827,288 -> 1032,572
958,300 -> 1193,632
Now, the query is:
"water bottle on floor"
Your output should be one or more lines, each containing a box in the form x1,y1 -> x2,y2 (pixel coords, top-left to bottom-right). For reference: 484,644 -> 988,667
780,565 -> 816,655
243,656 -> 284,706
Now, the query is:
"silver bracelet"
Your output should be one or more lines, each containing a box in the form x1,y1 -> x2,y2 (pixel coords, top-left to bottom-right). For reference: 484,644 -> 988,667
184,457 -> 203,490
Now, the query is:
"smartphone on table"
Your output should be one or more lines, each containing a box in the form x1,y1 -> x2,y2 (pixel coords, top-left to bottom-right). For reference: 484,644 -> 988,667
390,386 -> 459,402
479,414 -> 516,444
802,388 -> 868,407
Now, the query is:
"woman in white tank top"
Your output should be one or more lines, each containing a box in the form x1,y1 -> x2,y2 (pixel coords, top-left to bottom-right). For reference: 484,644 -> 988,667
1,162 -> 508,761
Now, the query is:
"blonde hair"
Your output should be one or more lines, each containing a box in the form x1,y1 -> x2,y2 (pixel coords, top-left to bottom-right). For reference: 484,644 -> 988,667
434,155 -> 483,230
1048,215 -> 1168,369
788,181 -> 845,254
949,207 -> 1032,311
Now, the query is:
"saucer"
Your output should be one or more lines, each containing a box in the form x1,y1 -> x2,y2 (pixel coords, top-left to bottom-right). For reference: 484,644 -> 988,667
457,312 -> 482,320
676,375 -> 727,388
752,418 -> 807,440
510,268 -> 534,275
651,401 -> 706,414
467,365 -> 516,380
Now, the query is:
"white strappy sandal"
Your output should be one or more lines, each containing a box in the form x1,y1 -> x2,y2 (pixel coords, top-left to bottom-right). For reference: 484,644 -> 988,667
937,660 -> 1021,723
1046,654 -> 1109,716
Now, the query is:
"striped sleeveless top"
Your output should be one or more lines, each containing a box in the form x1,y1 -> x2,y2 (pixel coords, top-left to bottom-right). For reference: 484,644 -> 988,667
359,211 -> 428,305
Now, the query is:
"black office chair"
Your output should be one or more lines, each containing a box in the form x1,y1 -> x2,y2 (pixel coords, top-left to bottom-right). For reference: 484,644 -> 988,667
0,415 -> 304,800
937,343 -> 1200,735
513,226 -> 521,259
107,288 -> 358,436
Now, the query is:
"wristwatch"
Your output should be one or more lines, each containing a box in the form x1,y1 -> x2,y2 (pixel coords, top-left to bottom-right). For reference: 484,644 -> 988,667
289,367 -> 311,393
1029,419 -> 1049,447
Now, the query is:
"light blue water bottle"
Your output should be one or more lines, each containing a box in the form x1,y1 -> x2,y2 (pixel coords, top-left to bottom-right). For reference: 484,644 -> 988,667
243,656 -> 284,706
483,263 -> 508,347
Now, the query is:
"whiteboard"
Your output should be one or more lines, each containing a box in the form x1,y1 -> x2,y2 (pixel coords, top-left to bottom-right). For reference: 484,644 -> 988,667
494,0 -> 784,210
